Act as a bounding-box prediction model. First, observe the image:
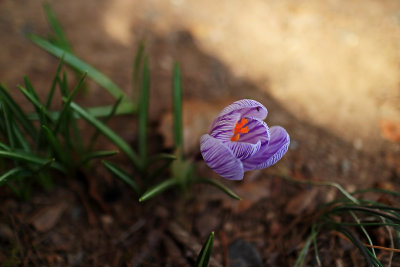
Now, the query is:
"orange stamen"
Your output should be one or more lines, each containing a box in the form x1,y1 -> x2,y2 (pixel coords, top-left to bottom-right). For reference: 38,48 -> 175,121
231,118 -> 249,141
231,133 -> 240,142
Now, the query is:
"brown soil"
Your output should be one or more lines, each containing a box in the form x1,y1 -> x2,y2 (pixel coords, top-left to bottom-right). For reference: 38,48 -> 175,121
1,0 -> 400,266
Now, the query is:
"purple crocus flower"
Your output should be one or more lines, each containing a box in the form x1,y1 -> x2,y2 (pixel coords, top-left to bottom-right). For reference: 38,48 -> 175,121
200,99 -> 290,180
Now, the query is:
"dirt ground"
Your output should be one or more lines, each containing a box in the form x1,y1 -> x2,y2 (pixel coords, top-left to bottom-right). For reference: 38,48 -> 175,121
1,0 -> 400,266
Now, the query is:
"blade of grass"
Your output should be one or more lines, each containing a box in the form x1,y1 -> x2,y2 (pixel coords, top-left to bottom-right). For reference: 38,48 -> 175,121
36,106 -> 50,151
29,101 -> 137,121
1,103 -> 31,153
18,85 -> 54,124
89,96 -> 123,150
195,231 -> 215,267
59,71 -> 69,96
311,225 -> 321,267
11,122 -> 31,152
31,158 -> 56,174
57,71 -> 85,151
41,125 -> 69,164
0,85 -> 37,139
173,62 -> 183,151
323,219 -> 400,228
0,167 -> 24,186
338,227 -> 380,267
1,102 -> 16,148
139,178 -> 179,202
102,160 -> 139,193
349,211 -> 377,258
0,150 -> 65,173
294,231 -> 315,267
148,153 -> 177,164
352,188 -> 400,198
69,101 -> 142,170
281,174 -> 359,204
46,55 -> 65,108
138,55 -> 150,165
24,76 -> 40,103
330,206 -> 400,224
86,101 -> 137,117
29,34 -> 129,101
0,142 -> 11,151
132,41 -> 145,103
77,150 -> 118,167
43,2 -> 72,52
53,72 -> 87,134
194,178 -> 241,200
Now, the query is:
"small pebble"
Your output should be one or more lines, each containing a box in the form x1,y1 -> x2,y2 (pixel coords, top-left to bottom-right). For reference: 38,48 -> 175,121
228,239 -> 263,267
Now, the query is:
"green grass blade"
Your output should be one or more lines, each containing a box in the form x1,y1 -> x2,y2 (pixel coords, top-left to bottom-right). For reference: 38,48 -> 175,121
18,85 -> 54,124
87,101 -> 137,117
330,206 -> 400,224
132,41 -> 145,103
89,96 -> 123,150
29,101 -> 137,121
32,158 -> 55,174
352,188 -> 400,198
11,122 -> 31,152
194,178 -> 241,200
0,142 -> 11,151
349,211 -> 377,258
35,106 -> 50,151
324,220 -> 400,227
338,227 -> 382,267
29,34 -> 128,100
103,160 -> 139,194
46,55 -> 65,108
0,107 -> 4,135
139,178 -> 179,202
173,62 -> 183,150
138,55 -> 150,164
43,2 -> 72,52
148,153 -> 177,164
311,225 -> 321,267
0,102 -> 30,151
24,76 -> 40,102
69,101 -> 142,170
59,71 -> 69,96
54,72 -> 87,134
195,231 -> 215,267
294,231 -> 315,267
41,125 -> 69,164
0,85 -> 37,139
0,167 -> 24,186
0,150 -> 65,173
1,102 -> 16,148
77,150 -> 118,167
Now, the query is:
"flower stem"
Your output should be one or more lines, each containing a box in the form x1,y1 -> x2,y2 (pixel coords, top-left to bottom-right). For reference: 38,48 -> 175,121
280,174 -> 359,204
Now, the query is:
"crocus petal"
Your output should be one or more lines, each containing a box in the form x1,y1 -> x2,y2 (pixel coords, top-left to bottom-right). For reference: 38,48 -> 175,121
242,126 -> 290,171
209,113 -> 241,141
238,117 -> 270,146
225,140 -> 261,160
200,134 -> 244,180
214,99 -> 268,123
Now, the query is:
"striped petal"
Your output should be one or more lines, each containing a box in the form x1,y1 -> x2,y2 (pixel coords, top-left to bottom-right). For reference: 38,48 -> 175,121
238,117 -> 270,146
225,140 -> 261,160
242,126 -> 290,171
200,134 -> 244,180
215,99 -> 268,121
209,113 -> 241,141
